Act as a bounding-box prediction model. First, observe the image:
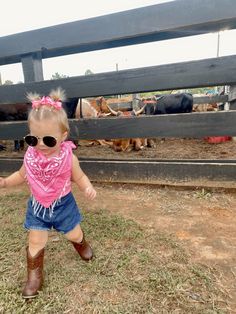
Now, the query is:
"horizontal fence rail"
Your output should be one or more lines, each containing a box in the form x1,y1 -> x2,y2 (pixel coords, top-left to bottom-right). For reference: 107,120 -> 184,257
0,111 -> 236,140
192,95 -> 228,104
0,55 -> 236,104
1,0 -> 236,66
0,157 -> 235,188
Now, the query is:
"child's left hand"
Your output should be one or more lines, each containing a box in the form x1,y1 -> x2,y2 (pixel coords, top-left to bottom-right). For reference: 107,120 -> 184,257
84,186 -> 97,200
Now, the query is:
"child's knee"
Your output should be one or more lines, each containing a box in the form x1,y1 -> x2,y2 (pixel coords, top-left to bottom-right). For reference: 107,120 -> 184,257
28,230 -> 48,247
65,224 -> 83,242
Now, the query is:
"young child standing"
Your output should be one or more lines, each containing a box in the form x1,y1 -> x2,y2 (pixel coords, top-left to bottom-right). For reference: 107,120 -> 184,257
0,88 -> 96,299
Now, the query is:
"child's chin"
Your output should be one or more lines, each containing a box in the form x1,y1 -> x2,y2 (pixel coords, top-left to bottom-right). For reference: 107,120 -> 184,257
39,149 -> 52,156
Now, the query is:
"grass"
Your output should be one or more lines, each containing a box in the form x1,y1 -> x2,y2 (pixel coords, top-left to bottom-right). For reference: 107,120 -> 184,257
194,188 -> 212,199
0,191 -> 229,314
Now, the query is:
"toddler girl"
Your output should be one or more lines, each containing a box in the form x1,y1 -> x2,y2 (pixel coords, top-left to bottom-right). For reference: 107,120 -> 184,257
0,88 -> 96,299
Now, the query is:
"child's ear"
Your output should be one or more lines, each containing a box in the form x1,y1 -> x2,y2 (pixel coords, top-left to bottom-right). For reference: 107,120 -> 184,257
62,131 -> 68,141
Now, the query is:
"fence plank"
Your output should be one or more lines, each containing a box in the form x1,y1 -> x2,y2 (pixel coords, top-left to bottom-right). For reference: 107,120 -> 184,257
1,0 -> 236,65
0,158 -> 235,188
1,55 -> 236,104
0,111 -> 236,140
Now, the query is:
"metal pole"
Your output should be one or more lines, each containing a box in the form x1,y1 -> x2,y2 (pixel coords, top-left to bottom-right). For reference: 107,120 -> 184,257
215,32 -> 220,93
216,32 -> 220,57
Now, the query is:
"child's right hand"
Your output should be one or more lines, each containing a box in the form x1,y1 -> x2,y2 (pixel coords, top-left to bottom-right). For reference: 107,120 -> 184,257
0,177 -> 6,188
84,186 -> 97,200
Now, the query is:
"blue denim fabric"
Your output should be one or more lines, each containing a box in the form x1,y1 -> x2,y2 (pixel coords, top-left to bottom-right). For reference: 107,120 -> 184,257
24,192 -> 83,234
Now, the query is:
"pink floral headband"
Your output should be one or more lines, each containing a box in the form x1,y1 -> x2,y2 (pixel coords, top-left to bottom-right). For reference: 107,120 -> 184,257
32,96 -> 62,110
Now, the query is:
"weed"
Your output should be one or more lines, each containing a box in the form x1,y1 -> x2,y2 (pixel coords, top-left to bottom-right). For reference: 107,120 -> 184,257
194,188 -> 212,199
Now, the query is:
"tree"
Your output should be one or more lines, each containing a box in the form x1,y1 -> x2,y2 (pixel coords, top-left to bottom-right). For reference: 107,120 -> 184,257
85,69 -> 93,75
3,80 -> 13,85
51,72 -> 69,80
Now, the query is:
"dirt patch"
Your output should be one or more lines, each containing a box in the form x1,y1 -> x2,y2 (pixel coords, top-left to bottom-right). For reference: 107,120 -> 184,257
0,182 -> 236,312
1,137 -> 236,160
77,137 -> 236,160
76,183 -> 236,312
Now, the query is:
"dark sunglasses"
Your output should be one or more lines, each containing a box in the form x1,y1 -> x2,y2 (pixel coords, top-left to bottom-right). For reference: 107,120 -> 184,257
24,135 -> 57,147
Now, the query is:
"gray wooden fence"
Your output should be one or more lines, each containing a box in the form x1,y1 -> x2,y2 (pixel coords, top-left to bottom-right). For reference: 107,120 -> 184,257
1,0 -> 236,186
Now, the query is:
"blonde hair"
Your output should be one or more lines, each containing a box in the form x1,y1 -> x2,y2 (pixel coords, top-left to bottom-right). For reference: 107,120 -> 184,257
27,88 -> 70,133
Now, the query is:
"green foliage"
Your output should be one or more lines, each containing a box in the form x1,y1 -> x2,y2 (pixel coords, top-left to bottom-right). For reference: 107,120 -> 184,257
194,188 -> 212,199
3,80 -> 14,85
84,69 -> 94,75
51,72 -> 69,80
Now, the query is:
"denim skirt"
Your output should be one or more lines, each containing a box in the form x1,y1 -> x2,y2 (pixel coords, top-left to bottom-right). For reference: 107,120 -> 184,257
24,192 -> 82,234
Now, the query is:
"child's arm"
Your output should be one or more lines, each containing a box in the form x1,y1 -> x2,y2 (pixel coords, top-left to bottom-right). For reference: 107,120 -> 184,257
71,154 -> 96,200
0,165 -> 26,188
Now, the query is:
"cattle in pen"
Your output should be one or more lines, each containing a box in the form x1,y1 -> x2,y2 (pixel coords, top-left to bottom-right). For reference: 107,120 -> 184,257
75,97 -> 111,118
141,93 -> 193,115
0,102 -> 31,151
192,94 -> 218,112
107,105 -> 155,152
75,98 -> 113,147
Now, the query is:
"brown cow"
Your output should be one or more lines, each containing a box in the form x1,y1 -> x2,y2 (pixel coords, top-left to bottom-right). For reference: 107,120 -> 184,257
75,97 -> 111,118
111,138 -> 148,152
75,98 -> 112,147
107,105 -> 155,152
192,94 -> 218,112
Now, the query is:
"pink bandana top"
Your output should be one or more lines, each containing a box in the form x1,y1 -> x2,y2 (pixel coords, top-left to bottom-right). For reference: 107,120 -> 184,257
24,141 -> 76,208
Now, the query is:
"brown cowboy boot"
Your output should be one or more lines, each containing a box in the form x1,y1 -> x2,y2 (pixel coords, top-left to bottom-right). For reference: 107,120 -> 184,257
71,234 -> 93,261
22,247 -> 44,299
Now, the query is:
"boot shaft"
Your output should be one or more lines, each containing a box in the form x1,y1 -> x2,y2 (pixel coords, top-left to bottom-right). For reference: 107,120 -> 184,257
27,247 -> 44,270
22,247 -> 44,299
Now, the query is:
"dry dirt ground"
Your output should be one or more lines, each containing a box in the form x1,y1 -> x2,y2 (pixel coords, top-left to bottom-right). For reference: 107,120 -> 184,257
1,137 -> 236,160
1,138 -> 236,311
81,182 -> 236,311
75,137 -> 236,160
1,182 -> 235,311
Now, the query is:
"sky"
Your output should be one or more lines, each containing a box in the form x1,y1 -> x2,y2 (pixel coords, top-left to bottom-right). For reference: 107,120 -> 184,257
1,0 -> 236,84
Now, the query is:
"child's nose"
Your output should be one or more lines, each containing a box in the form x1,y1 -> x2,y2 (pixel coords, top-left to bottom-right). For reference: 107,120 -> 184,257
38,138 -> 45,145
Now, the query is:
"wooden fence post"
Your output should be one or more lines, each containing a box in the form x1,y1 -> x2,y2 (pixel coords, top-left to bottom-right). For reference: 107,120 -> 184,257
132,93 -> 140,110
228,85 -> 236,110
21,52 -> 44,82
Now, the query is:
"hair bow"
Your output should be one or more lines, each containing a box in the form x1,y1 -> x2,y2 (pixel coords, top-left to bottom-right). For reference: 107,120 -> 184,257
32,96 -> 62,110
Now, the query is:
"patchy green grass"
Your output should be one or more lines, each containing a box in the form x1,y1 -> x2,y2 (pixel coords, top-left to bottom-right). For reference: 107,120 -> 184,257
0,191 -> 228,314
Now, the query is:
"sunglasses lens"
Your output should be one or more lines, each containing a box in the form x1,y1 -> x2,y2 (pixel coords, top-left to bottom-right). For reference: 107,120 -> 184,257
43,136 -> 57,147
24,135 -> 38,147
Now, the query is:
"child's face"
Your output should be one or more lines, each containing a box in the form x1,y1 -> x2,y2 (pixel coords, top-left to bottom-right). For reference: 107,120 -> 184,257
28,118 -> 68,157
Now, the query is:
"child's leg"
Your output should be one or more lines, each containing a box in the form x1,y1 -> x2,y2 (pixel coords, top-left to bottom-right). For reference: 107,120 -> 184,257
28,229 -> 48,256
65,224 -> 93,261
22,230 -> 48,299
64,224 -> 83,243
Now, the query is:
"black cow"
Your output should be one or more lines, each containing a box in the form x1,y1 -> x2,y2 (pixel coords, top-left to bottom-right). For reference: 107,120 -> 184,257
0,144 -> 6,151
143,93 -> 193,115
0,103 -> 31,151
62,97 -> 79,119
0,103 -> 31,121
